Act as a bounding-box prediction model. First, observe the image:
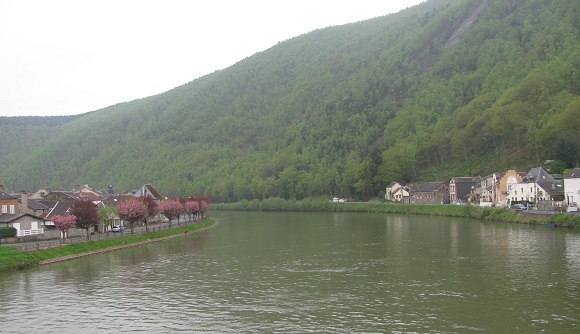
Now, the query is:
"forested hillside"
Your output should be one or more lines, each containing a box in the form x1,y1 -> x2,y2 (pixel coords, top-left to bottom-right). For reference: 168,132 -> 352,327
1,0 -> 578,201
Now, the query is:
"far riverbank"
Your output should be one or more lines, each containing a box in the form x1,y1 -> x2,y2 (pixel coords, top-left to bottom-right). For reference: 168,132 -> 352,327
0,218 -> 217,273
211,198 -> 580,228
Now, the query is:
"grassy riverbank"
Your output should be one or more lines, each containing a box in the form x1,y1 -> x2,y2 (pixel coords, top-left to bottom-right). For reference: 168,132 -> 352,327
211,198 -> 580,228
0,218 -> 216,273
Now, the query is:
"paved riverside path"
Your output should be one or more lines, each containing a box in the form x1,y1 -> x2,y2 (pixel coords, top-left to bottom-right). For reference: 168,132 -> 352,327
2,217 -> 202,252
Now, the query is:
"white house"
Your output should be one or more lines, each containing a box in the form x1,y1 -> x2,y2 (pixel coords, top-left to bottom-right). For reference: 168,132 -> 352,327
564,168 -> 580,212
0,213 -> 44,237
385,181 -> 409,203
509,167 -> 564,209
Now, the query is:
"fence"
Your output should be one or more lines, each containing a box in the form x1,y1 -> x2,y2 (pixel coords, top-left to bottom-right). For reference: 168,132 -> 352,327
14,219 -> 197,252
18,229 -> 44,237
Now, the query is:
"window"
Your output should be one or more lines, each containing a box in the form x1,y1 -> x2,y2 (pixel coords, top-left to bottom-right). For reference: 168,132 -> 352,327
1,205 -> 6,213
9,205 -> 15,214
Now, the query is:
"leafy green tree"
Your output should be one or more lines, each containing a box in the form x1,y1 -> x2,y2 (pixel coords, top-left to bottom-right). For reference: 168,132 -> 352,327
98,205 -> 118,232
548,160 -> 568,175
553,135 -> 579,168
354,159 -> 375,200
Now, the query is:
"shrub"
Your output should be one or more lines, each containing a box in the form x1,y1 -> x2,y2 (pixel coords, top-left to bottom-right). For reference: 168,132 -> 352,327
548,214 -> 580,228
0,227 -> 17,238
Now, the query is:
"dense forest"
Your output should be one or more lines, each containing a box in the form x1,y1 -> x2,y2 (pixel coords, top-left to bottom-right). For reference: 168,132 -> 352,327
0,0 -> 578,201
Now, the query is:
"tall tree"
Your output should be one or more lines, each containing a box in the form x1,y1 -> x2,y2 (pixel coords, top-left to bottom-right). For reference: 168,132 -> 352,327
70,200 -> 100,240
117,199 -> 148,234
354,159 -> 375,200
553,135 -> 579,168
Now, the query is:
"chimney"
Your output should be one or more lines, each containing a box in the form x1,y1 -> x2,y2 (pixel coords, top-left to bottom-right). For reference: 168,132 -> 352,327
0,185 -> 3,192
20,190 -> 28,214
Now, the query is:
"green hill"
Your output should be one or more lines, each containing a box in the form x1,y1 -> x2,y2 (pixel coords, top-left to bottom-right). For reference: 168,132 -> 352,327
1,0 -> 578,201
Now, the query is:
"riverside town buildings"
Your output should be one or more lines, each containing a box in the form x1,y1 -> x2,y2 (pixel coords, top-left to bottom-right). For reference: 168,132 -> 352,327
0,183 -> 164,239
385,167 -> 576,213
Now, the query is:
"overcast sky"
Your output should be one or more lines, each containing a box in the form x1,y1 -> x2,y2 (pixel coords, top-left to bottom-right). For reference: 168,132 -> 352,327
0,0 -> 425,117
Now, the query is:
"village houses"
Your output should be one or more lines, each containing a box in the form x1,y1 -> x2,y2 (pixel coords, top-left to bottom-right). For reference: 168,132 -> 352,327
0,183 -> 164,240
386,167 -> 573,211
385,181 -> 410,203
563,168 -> 580,212
507,167 -> 564,210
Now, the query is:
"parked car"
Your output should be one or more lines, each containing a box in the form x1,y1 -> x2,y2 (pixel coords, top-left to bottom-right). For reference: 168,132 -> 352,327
512,204 -> 527,211
112,225 -> 125,232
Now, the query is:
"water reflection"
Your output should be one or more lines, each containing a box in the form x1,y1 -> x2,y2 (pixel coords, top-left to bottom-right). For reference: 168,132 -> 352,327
0,212 -> 579,333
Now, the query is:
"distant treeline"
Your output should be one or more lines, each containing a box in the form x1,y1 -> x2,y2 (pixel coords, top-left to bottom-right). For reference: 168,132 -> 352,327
0,115 -> 84,126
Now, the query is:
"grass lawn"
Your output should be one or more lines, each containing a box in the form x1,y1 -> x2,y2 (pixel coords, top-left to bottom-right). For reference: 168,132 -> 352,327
0,218 -> 216,273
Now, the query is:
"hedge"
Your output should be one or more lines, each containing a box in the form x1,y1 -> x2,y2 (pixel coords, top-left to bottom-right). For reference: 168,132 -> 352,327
0,227 -> 17,238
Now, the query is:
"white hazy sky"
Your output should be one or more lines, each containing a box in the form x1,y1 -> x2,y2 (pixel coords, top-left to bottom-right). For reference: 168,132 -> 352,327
0,0 -> 425,117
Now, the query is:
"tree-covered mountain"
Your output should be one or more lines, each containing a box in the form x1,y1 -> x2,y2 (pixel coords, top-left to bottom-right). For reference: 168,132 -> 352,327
1,0 -> 578,201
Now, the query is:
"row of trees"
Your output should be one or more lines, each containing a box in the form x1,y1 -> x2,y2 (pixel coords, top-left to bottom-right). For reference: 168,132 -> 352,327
51,196 -> 209,242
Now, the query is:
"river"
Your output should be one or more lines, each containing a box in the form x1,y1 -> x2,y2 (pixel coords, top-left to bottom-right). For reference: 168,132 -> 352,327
1,211 -> 579,333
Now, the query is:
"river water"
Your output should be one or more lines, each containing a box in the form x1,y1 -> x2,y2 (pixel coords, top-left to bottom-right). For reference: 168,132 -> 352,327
1,211 -> 579,333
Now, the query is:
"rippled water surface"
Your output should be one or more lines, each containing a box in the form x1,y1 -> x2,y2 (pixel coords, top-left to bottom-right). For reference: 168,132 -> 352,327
1,211 -> 579,333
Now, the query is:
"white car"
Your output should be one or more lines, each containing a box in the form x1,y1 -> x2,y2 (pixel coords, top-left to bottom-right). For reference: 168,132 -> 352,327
112,225 -> 125,232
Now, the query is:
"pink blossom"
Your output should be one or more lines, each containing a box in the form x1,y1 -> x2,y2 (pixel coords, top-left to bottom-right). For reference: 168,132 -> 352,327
52,214 -> 77,232
117,199 -> 148,224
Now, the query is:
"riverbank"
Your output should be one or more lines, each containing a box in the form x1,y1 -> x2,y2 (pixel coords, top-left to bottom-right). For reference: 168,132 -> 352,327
0,218 -> 217,273
211,198 -> 580,228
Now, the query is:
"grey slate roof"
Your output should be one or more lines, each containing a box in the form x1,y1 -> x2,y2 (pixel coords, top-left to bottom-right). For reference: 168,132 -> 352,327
19,197 -> 50,211
566,168 -> 580,178
523,167 -> 563,195
38,200 -> 71,219
415,181 -> 446,192
0,190 -> 17,200
0,213 -> 43,223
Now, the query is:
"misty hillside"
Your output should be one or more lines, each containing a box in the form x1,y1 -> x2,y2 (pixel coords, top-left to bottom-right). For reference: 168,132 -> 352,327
1,0 -> 578,201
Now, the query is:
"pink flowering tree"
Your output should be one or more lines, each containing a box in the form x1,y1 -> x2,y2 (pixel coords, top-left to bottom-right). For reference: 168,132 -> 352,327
199,200 -> 209,219
184,199 -> 199,222
159,199 -> 183,227
117,199 -> 148,234
52,214 -> 76,243
192,196 -> 209,220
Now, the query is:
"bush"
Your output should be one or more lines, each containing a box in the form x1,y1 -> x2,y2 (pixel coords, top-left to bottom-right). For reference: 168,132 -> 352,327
0,227 -> 17,238
548,214 -> 580,228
